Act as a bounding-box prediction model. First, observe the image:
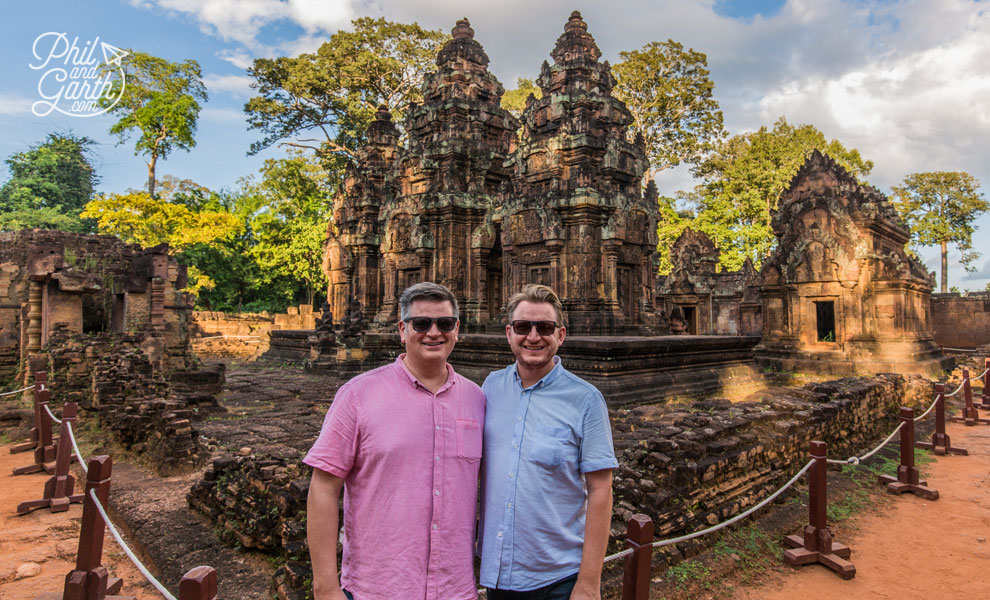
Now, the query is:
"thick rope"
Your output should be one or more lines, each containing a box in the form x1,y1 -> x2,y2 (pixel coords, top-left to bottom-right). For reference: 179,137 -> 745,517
194,335 -> 261,341
944,380 -> 966,397
43,404 -> 62,424
942,347 -> 978,352
976,368 -> 989,381
65,422 -> 87,475
0,385 -> 33,398
603,458 -> 816,563
88,489 -> 177,600
827,422 -> 905,465
914,394 -> 940,422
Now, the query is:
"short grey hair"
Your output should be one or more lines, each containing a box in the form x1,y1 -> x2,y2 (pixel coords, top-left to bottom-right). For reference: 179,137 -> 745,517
398,282 -> 459,321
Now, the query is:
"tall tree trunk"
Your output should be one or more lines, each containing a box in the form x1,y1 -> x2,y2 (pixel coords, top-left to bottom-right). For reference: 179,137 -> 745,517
147,152 -> 158,198
941,239 -> 948,293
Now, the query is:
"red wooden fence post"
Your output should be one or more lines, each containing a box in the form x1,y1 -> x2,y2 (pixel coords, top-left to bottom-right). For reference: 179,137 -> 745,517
13,381 -> 57,475
621,514 -> 653,600
878,407 -> 938,500
62,455 -> 132,600
17,402 -> 85,514
916,383 -> 968,456
977,358 -> 990,409
179,566 -> 218,600
950,368 -> 990,426
783,441 -> 855,579
10,371 -> 50,455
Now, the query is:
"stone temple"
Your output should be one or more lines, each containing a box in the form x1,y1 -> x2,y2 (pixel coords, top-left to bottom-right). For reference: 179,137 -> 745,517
324,12 -> 659,334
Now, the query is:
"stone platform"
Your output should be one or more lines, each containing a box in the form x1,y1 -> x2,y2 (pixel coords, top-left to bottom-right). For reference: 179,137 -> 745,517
756,340 -> 954,377
266,330 -> 764,406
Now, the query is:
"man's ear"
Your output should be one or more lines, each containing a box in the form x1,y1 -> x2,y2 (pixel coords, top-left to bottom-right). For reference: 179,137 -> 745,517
397,319 -> 407,343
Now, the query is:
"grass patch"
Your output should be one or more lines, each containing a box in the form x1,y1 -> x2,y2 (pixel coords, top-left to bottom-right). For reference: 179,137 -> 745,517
665,559 -> 711,589
710,524 -> 784,584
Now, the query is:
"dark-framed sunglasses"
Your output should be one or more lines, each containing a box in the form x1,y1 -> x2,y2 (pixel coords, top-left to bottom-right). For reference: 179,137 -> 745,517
405,316 -> 458,333
510,320 -> 559,336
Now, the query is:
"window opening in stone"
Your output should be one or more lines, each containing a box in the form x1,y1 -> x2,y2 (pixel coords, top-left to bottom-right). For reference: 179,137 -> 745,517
681,306 -> 697,334
815,300 -> 835,342
82,293 -> 108,333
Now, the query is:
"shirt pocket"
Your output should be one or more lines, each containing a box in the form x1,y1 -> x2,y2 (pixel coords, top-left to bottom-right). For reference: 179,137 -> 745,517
456,418 -> 482,462
526,425 -> 570,470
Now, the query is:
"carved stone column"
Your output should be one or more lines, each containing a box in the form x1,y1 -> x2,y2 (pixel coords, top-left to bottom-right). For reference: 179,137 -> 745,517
26,281 -> 42,353
416,249 -> 433,284
547,239 -> 564,294
602,240 -> 621,311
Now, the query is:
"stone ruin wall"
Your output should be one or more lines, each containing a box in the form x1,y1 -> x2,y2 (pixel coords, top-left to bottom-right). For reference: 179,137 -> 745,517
189,305 -> 323,359
45,330 -> 224,475
186,372 -> 930,599
930,292 -> 990,349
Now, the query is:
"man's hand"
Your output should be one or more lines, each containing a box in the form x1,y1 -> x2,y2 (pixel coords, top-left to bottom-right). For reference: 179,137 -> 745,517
308,469 -> 346,600
569,579 -> 601,600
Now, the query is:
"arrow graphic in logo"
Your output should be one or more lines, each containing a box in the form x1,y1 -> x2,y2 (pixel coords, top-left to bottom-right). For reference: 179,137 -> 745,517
101,42 -> 128,67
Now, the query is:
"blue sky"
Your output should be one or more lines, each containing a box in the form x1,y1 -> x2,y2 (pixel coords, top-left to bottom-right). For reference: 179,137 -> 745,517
3,1 -> 990,290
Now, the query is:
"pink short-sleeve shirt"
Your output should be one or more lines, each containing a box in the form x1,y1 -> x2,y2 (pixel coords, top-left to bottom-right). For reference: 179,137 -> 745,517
303,356 -> 485,600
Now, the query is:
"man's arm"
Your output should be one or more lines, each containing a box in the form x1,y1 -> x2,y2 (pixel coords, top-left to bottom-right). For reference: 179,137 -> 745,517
571,468 -> 614,600
307,468 -> 348,600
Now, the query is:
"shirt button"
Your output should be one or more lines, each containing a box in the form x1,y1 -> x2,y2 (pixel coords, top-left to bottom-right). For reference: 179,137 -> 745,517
513,443 -> 519,449
517,416 -> 522,421
435,455 -> 440,461
507,502 -> 512,508
435,425 -> 440,430
497,531 -> 502,538
432,524 -> 438,530
435,489 -> 440,496
508,472 -> 515,478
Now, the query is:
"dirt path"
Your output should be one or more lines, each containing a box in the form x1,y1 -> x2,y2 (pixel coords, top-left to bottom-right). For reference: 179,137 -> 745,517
0,445 -> 159,600
736,422 -> 990,600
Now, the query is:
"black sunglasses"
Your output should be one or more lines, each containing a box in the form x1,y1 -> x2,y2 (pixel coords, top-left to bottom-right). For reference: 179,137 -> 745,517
510,320 -> 559,336
405,316 -> 458,333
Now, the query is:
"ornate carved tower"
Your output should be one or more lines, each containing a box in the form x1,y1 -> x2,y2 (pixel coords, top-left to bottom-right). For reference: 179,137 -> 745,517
500,11 -> 658,333
376,18 -> 518,324
323,106 -> 400,321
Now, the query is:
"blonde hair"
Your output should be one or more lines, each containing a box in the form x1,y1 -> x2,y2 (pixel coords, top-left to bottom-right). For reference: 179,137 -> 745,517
505,284 -> 563,325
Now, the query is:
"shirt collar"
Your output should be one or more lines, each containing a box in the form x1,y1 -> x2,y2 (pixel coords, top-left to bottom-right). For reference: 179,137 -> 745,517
395,354 -> 457,393
510,356 -> 563,390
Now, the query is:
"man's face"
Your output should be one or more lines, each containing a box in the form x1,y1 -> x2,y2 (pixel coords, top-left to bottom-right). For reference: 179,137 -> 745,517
506,300 -> 565,372
398,299 -> 459,365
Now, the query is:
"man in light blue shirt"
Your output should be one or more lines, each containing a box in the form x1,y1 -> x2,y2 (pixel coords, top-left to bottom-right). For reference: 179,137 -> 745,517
479,284 -> 618,599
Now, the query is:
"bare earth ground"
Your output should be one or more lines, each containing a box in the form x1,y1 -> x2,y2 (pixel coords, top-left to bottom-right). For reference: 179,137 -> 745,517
733,422 -> 990,600
0,446 -> 160,600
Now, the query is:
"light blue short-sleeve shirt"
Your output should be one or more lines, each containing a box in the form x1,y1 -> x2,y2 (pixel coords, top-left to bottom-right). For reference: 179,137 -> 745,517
478,358 -> 618,591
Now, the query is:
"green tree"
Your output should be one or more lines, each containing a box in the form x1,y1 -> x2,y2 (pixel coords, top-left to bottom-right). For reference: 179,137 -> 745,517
688,117 -> 872,271
0,133 -> 98,232
244,17 -> 448,168
99,52 -> 208,198
500,78 -> 542,119
892,171 -> 988,293
613,40 -> 725,183
656,193 -> 695,275
245,152 -> 334,306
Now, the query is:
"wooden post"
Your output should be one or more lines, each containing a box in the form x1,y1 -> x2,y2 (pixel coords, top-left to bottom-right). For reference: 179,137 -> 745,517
10,371 -> 48,454
17,402 -> 84,514
783,441 -> 855,579
62,455 -> 133,600
179,566 -> 218,600
621,514 -> 653,600
879,407 -> 939,500
13,383 -> 56,475
977,358 -> 990,409
950,368 -> 990,426
916,383 -> 968,455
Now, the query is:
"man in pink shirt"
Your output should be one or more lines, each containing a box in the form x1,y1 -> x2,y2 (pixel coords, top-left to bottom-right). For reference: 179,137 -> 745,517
304,282 -> 484,600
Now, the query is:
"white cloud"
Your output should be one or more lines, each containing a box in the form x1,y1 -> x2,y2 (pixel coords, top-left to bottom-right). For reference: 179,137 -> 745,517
203,73 -> 255,98
200,107 -> 248,122
0,94 -> 32,116
216,48 -> 255,69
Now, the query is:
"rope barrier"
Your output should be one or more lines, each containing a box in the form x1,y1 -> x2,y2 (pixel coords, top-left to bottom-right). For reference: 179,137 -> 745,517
603,458 -> 816,563
65,421 -> 87,475
976,367 -> 989,381
194,335 -> 261,341
0,385 -> 32,397
941,347 -> 978,352
944,380 -> 966,397
827,422 -> 905,465
43,403 -> 62,424
914,394 -> 940,422
88,488 -> 178,600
